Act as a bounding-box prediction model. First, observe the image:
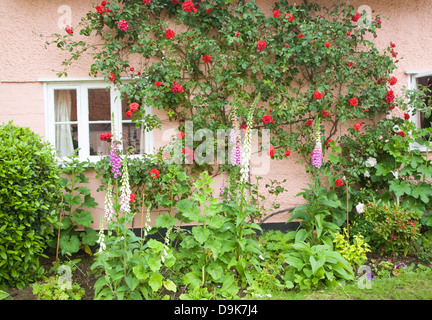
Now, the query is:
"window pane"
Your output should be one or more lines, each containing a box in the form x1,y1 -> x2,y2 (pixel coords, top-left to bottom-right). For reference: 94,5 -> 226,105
90,123 -> 111,156
122,123 -> 144,154
88,88 -> 111,121
54,89 -> 78,157
417,76 -> 432,129
55,124 -> 78,157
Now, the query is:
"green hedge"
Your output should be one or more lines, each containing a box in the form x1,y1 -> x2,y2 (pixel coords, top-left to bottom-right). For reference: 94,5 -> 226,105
0,122 -> 61,289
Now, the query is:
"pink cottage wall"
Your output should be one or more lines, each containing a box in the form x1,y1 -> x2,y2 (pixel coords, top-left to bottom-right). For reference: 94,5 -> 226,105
1,0 -> 432,227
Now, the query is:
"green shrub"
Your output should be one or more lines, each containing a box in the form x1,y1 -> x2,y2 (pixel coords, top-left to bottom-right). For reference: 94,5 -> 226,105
32,276 -> 85,300
333,229 -> 370,267
0,122 -> 61,289
364,202 -> 421,255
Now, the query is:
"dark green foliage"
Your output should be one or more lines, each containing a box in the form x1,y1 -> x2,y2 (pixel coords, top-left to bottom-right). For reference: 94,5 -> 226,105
0,122 -> 62,289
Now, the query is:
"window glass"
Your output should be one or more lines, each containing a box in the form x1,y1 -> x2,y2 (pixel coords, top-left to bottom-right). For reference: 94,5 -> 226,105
417,76 -> 432,129
88,88 -> 111,156
54,89 -> 78,157
121,96 -> 145,155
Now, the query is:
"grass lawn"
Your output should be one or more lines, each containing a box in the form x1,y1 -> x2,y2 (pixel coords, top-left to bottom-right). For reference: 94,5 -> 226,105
259,269 -> 432,300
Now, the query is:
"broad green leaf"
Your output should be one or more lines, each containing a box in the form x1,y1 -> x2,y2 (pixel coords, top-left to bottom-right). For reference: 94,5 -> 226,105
163,279 -> 177,292
155,213 -> 177,229
192,226 -> 210,244
148,273 -> 163,292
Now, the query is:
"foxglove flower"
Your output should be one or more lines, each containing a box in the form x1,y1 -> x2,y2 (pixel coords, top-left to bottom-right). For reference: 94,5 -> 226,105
104,179 -> 115,224
240,97 -> 259,184
119,157 -> 131,214
311,122 -> 322,169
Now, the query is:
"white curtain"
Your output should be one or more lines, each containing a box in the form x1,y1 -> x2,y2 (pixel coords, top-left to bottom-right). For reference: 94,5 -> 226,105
55,90 -> 74,157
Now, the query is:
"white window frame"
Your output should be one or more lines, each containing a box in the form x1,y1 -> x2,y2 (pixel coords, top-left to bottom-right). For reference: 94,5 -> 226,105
40,78 -> 154,162
406,70 -> 432,152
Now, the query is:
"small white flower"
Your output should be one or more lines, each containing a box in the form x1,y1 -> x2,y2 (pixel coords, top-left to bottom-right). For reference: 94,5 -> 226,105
259,254 -> 265,261
365,157 -> 377,168
364,170 -> 370,178
386,114 -> 393,120
391,170 -> 399,179
392,125 -> 400,133
356,203 -> 365,214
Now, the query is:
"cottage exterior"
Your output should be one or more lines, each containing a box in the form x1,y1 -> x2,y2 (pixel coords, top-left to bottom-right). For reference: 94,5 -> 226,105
1,0 -> 431,229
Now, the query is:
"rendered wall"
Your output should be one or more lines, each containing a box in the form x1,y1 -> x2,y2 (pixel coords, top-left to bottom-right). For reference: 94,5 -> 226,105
1,0 -> 431,227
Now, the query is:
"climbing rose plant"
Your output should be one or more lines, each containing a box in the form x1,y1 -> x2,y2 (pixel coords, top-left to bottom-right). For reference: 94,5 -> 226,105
48,0 -> 410,172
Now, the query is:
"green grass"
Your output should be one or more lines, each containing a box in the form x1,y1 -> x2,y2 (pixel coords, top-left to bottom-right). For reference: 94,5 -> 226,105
250,269 -> 432,300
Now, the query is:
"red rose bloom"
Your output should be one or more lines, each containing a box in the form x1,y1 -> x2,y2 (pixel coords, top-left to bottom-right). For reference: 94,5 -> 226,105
171,81 -> 183,93
353,122 -> 363,131
182,0 -> 195,12
404,112 -> 410,120
351,12 -> 361,22
165,29 -> 175,39
313,90 -> 324,100
117,19 -> 129,31
206,8 -> 213,14
349,97 -> 358,107
100,132 -> 112,142
108,72 -> 116,82
267,147 -> 276,157
335,178 -> 343,187
65,25 -> 73,34
257,40 -> 267,51
285,13 -> 294,22
397,131 -> 406,138
202,54 -> 211,63
143,0 -> 152,4
273,10 -> 280,18
182,147 -> 195,162
129,192 -> 136,203
298,34 -> 305,39
325,42 -> 331,48
262,114 -> 273,124
386,90 -> 395,103
129,102 -> 139,112
389,76 -> 398,85
126,110 -> 132,118
150,168 -> 160,179
155,81 -> 162,87
322,109 -> 329,117
101,1 -> 107,5
347,62 -> 353,67
306,119 -> 312,127
284,150 -> 291,157
96,4 -> 104,13
176,131 -> 185,139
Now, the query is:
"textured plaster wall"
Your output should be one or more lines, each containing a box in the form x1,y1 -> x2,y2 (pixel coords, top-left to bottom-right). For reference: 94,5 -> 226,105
1,0 -> 432,225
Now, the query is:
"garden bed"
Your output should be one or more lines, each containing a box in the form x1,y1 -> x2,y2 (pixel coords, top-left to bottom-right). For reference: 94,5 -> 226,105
5,250 -> 429,301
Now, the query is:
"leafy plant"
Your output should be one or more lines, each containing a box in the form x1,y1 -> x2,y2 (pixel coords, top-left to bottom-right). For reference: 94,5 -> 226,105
32,276 -> 85,300
174,171 -> 262,297
283,240 -> 354,290
364,201 -> 421,255
333,228 -> 370,267
57,150 -> 99,256
0,121 -> 62,289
